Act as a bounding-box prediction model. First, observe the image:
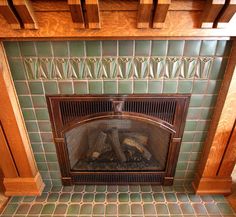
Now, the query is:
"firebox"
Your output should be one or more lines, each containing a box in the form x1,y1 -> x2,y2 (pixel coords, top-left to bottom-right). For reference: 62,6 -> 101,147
46,94 -> 190,185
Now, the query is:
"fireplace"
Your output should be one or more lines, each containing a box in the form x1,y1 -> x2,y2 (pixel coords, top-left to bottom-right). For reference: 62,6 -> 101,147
47,94 -> 190,185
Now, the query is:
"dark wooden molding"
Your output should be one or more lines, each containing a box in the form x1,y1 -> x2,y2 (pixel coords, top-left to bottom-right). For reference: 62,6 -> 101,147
201,0 -> 226,28
68,0 -> 85,29
85,0 -> 100,29
137,0 -> 153,29
12,0 -> 38,29
153,0 -> 171,29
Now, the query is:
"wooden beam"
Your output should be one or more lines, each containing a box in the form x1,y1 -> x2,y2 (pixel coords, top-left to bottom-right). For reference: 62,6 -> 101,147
0,0 -> 21,29
85,0 -> 100,29
216,0 -> 236,28
137,0 -> 153,28
201,0 -> 225,28
12,0 -> 38,29
153,0 -> 171,29
68,0 -> 85,29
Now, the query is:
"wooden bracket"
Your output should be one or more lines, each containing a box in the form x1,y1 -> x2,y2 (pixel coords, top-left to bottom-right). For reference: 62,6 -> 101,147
201,0 -> 225,28
85,0 -> 100,29
0,0 -> 21,29
12,0 -> 38,29
68,0 -> 85,29
153,0 -> 171,29
215,0 -> 236,28
137,0 -> 153,28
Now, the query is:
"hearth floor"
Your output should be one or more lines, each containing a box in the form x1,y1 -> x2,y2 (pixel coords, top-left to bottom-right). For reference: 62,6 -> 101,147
0,185 -> 235,217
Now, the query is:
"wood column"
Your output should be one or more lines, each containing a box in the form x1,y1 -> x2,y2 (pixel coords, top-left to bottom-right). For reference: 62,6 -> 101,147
193,39 -> 236,195
0,42 -> 44,196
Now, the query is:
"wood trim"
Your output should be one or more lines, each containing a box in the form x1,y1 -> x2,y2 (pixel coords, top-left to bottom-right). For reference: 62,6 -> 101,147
68,0 -> 85,29
12,0 -> 38,29
201,0 -> 226,28
4,172 -> 44,196
153,0 -> 171,29
137,0 -> 153,29
0,0 -> 21,29
85,0 -> 100,29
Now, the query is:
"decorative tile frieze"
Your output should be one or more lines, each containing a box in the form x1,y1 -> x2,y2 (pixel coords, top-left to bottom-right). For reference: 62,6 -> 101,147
23,57 -> 214,80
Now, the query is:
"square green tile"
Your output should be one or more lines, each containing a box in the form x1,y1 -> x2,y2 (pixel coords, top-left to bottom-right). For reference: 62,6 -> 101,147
59,193 -> 71,202
180,143 -> 193,152
131,204 -> 143,215
107,193 -> 117,202
34,153 -> 46,163
85,185 -> 95,191
167,203 -> 182,214
83,193 -> 94,202
134,80 -> 147,93
40,132 -> 53,142
45,153 -> 58,162
28,81 -> 44,94
186,107 -> 201,120
119,40 -> 134,56
95,193 -> 105,202
69,41 -> 85,57
80,204 -> 92,215
19,41 -> 36,57
88,81 -> 103,94
163,80 -> 178,93
167,40 -> 184,56
106,204 -> 117,215
140,185 -> 152,192
36,41 -> 53,57
200,108 -> 214,120
182,132 -> 195,142
184,120 -> 197,131
9,59 -> 27,80
143,204 -> 156,215
37,162 -> 48,171
43,81 -> 59,94
14,81 -> 29,94
207,80 -> 222,94
58,81 -> 73,94
25,121 -> 39,132
217,203 -> 234,214
196,120 -> 210,131
153,193 -> 165,202
192,203 -> 207,215
52,41 -> 69,57
48,162 -> 59,171
43,143 -> 56,152
67,204 -> 80,215
151,40 -> 168,56
194,131 -> 207,142
35,108 -> 50,120
102,40 -> 117,56
192,142 -> 203,152
180,203 -> 195,214
176,162 -> 188,170
4,41 -> 20,57
18,95 -> 33,108
189,95 -> 204,107
215,40 -> 232,57
104,80 -> 117,94
93,204 -> 105,215
202,94 -> 217,107
32,96 -> 47,108
28,132 -> 41,142
50,171 -> 61,179
2,203 -> 19,215
210,57 -> 228,79
119,193 -> 129,202
86,41 -> 101,56
38,122 -> 52,132
135,40 -> 151,56
31,142 -> 43,152
71,193 -> 82,202
142,193 -> 153,202
155,204 -> 169,215
184,40 -> 201,56
192,80 -> 208,94
41,204 -> 55,215
148,80 -> 162,93
178,80 -> 193,93
118,80 -> 133,94
74,81 -> 88,94
28,204 -> 43,215
118,204 -> 130,214
54,204 -> 68,215
165,193 -> 177,202
47,193 -> 59,202
200,40 -> 217,56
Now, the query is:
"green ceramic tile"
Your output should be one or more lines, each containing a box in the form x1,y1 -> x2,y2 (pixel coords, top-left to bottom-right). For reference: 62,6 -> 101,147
188,194 -> 202,202
74,185 -> 84,192
105,204 -> 117,215
107,193 -> 117,202
118,80 -> 132,94
135,40 -> 151,56
50,171 -> 60,179
129,185 -> 140,192
41,204 -> 55,215
34,153 -> 46,163
104,80 -> 117,94
178,152 -> 190,161
168,40 -> 184,56
176,193 -> 189,202
95,185 -> 106,192
215,40 -> 232,57
180,143 -> 192,152
86,41 -> 101,56
212,195 -> 227,202
151,40 -> 168,56
155,204 -> 169,215
167,204 -> 181,215
85,184 -> 95,192
10,196 -> 23,202
142,193 -> 153,202
153,193 -> 165,202
28,81 -> 44,94
54,204 -> 68,215
151,185 -> 162,192
88,81 -> 103,94
190,152 -> 200,161
162,186 -> 174,192
163,80 -> 178,93
192,203 -> 207,215
8,59 -> 26,80
119,185 -> 129,192
35,109 -> 50,120
118,204 -> 130,214
140,185 -> 152,192
200,40 -> 217,56
182,132 -> 195,142
18,96 -> 33,108
32,95 -> 47,108
165,193 -> 177,202
28,132 -> 41,142
40,132 -> 53,142
44,81 -> 59,94
59,193 -> 71,202
192,142 -> 203,152
119,193 -> 129,202
4,41 -> 20,57
217,203 -> 234,214
83,193 -> 94,202
102,40 -> 117,56
80,204 -> 92,215
186,107 -> 201,120
207,80 -> 222,94
93,204 -> 105,215
36,41 -> 53,57
67,204 -> 80,215
119,40 -> 134,56
210,57 -> 228,80
37,162 -> 48,171
51,179 -> 62,186
95,193 -> 105,202
192,80 -> 208,94
58,81 -> 73,94
200,195 -> 214,202
176,162 -> 188,170
48,162 -> 59,171
52,41 -> 69,57
202,94 -> 217,107
178,80 -> 193,93
45,153 -> 58,162
185,120 -> 197,131
143,204 -> 156,215
23,196 -> 35,202
134,80 -> 147,93
180,203 -> 194,214
28,204 -> 43,215
25,121 -> 39,132
205,203 -> 221,214
38,122 -> 52,132
189,95 -> 204,107
2,203 -> 19,215
200,108 -> 214,120
43,143 -> 56,152
130,193 -> 141,202
70,193 -> 82,202
184,40 -> 201,56
131,204 -> 143,215
74,81 -> 88,94
69,41 -> 85,57
19,41 -> 36,57
14,81 -> 29,94
148,80 -> 162,93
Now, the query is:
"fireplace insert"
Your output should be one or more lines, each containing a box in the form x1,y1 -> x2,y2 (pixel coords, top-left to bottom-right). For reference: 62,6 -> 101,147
46,94 -> 190,185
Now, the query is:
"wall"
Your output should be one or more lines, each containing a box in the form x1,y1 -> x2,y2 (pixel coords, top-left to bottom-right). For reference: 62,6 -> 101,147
3,40 -> 231,186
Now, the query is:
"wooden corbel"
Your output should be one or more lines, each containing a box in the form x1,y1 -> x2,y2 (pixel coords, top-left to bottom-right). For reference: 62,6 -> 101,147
68,0 -> 85,29
85,0 -> 100,29
137,0 -> 153,28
